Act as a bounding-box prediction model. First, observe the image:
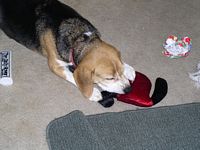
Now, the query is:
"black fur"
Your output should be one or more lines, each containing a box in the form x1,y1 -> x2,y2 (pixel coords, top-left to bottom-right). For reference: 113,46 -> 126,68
0,0 -> 100,63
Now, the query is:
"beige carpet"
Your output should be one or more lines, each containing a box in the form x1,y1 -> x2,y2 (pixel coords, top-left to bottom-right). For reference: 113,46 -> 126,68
0,0 -> 200,149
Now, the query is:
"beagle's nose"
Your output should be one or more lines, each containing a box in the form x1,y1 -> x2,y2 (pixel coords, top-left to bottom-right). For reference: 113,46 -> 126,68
123,86 -> 132,94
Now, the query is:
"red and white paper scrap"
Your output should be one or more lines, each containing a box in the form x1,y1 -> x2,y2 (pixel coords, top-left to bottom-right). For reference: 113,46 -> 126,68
163,35 -> 192,59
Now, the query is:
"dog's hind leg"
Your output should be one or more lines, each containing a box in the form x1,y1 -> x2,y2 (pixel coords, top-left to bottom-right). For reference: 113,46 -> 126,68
40,29 -> 76,85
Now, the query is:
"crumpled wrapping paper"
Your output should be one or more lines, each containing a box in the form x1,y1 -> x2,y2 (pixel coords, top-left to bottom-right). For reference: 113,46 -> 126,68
163,35 -> 192,59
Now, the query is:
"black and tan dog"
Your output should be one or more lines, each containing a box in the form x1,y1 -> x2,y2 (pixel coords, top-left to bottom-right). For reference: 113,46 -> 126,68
0,0 -> 135,102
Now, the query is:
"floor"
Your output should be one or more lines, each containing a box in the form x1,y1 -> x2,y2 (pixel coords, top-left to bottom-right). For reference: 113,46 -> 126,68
0,0 -> 200,149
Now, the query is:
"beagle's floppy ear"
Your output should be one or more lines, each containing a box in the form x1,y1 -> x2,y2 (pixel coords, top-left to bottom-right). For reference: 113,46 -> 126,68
73,65 -> 94,98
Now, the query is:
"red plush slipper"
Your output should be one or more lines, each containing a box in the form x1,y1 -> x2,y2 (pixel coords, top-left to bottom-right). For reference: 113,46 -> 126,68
116,72 -> 168,107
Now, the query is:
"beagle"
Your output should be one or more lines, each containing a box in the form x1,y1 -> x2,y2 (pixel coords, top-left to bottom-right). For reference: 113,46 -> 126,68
0,0 -> 135,102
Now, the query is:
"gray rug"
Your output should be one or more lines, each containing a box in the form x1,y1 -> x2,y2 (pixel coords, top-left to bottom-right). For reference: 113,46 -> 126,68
46,103 -> 200,150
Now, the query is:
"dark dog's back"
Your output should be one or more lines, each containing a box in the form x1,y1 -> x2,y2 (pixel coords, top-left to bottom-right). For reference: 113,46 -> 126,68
0,0 -> 100,64
0,0 -> 82,50
0,0 -> 42,48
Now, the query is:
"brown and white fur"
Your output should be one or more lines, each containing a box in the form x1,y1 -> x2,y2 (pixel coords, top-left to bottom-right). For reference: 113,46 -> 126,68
0,0 -> 135,102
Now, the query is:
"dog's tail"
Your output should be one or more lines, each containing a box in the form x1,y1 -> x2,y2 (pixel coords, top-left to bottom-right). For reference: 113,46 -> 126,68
151,78 -> 168,105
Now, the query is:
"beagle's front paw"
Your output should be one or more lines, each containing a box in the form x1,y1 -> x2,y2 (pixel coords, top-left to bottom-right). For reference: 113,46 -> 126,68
89,88 -> 102,102
123,63 -> 136,82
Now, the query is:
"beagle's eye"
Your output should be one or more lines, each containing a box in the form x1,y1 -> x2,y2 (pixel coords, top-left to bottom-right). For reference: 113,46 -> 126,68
106,77 -> 115,80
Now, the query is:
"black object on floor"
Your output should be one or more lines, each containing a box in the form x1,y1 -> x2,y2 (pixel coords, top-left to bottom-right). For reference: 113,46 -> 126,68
151,78 -> 168,105
98,91 -> 115,108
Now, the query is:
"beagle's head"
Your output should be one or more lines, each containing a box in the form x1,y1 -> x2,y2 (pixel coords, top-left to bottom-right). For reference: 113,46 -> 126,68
73,41 -> 135,99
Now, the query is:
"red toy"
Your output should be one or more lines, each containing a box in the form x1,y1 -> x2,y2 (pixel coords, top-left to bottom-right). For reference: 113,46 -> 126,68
99,72 -> 168,108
